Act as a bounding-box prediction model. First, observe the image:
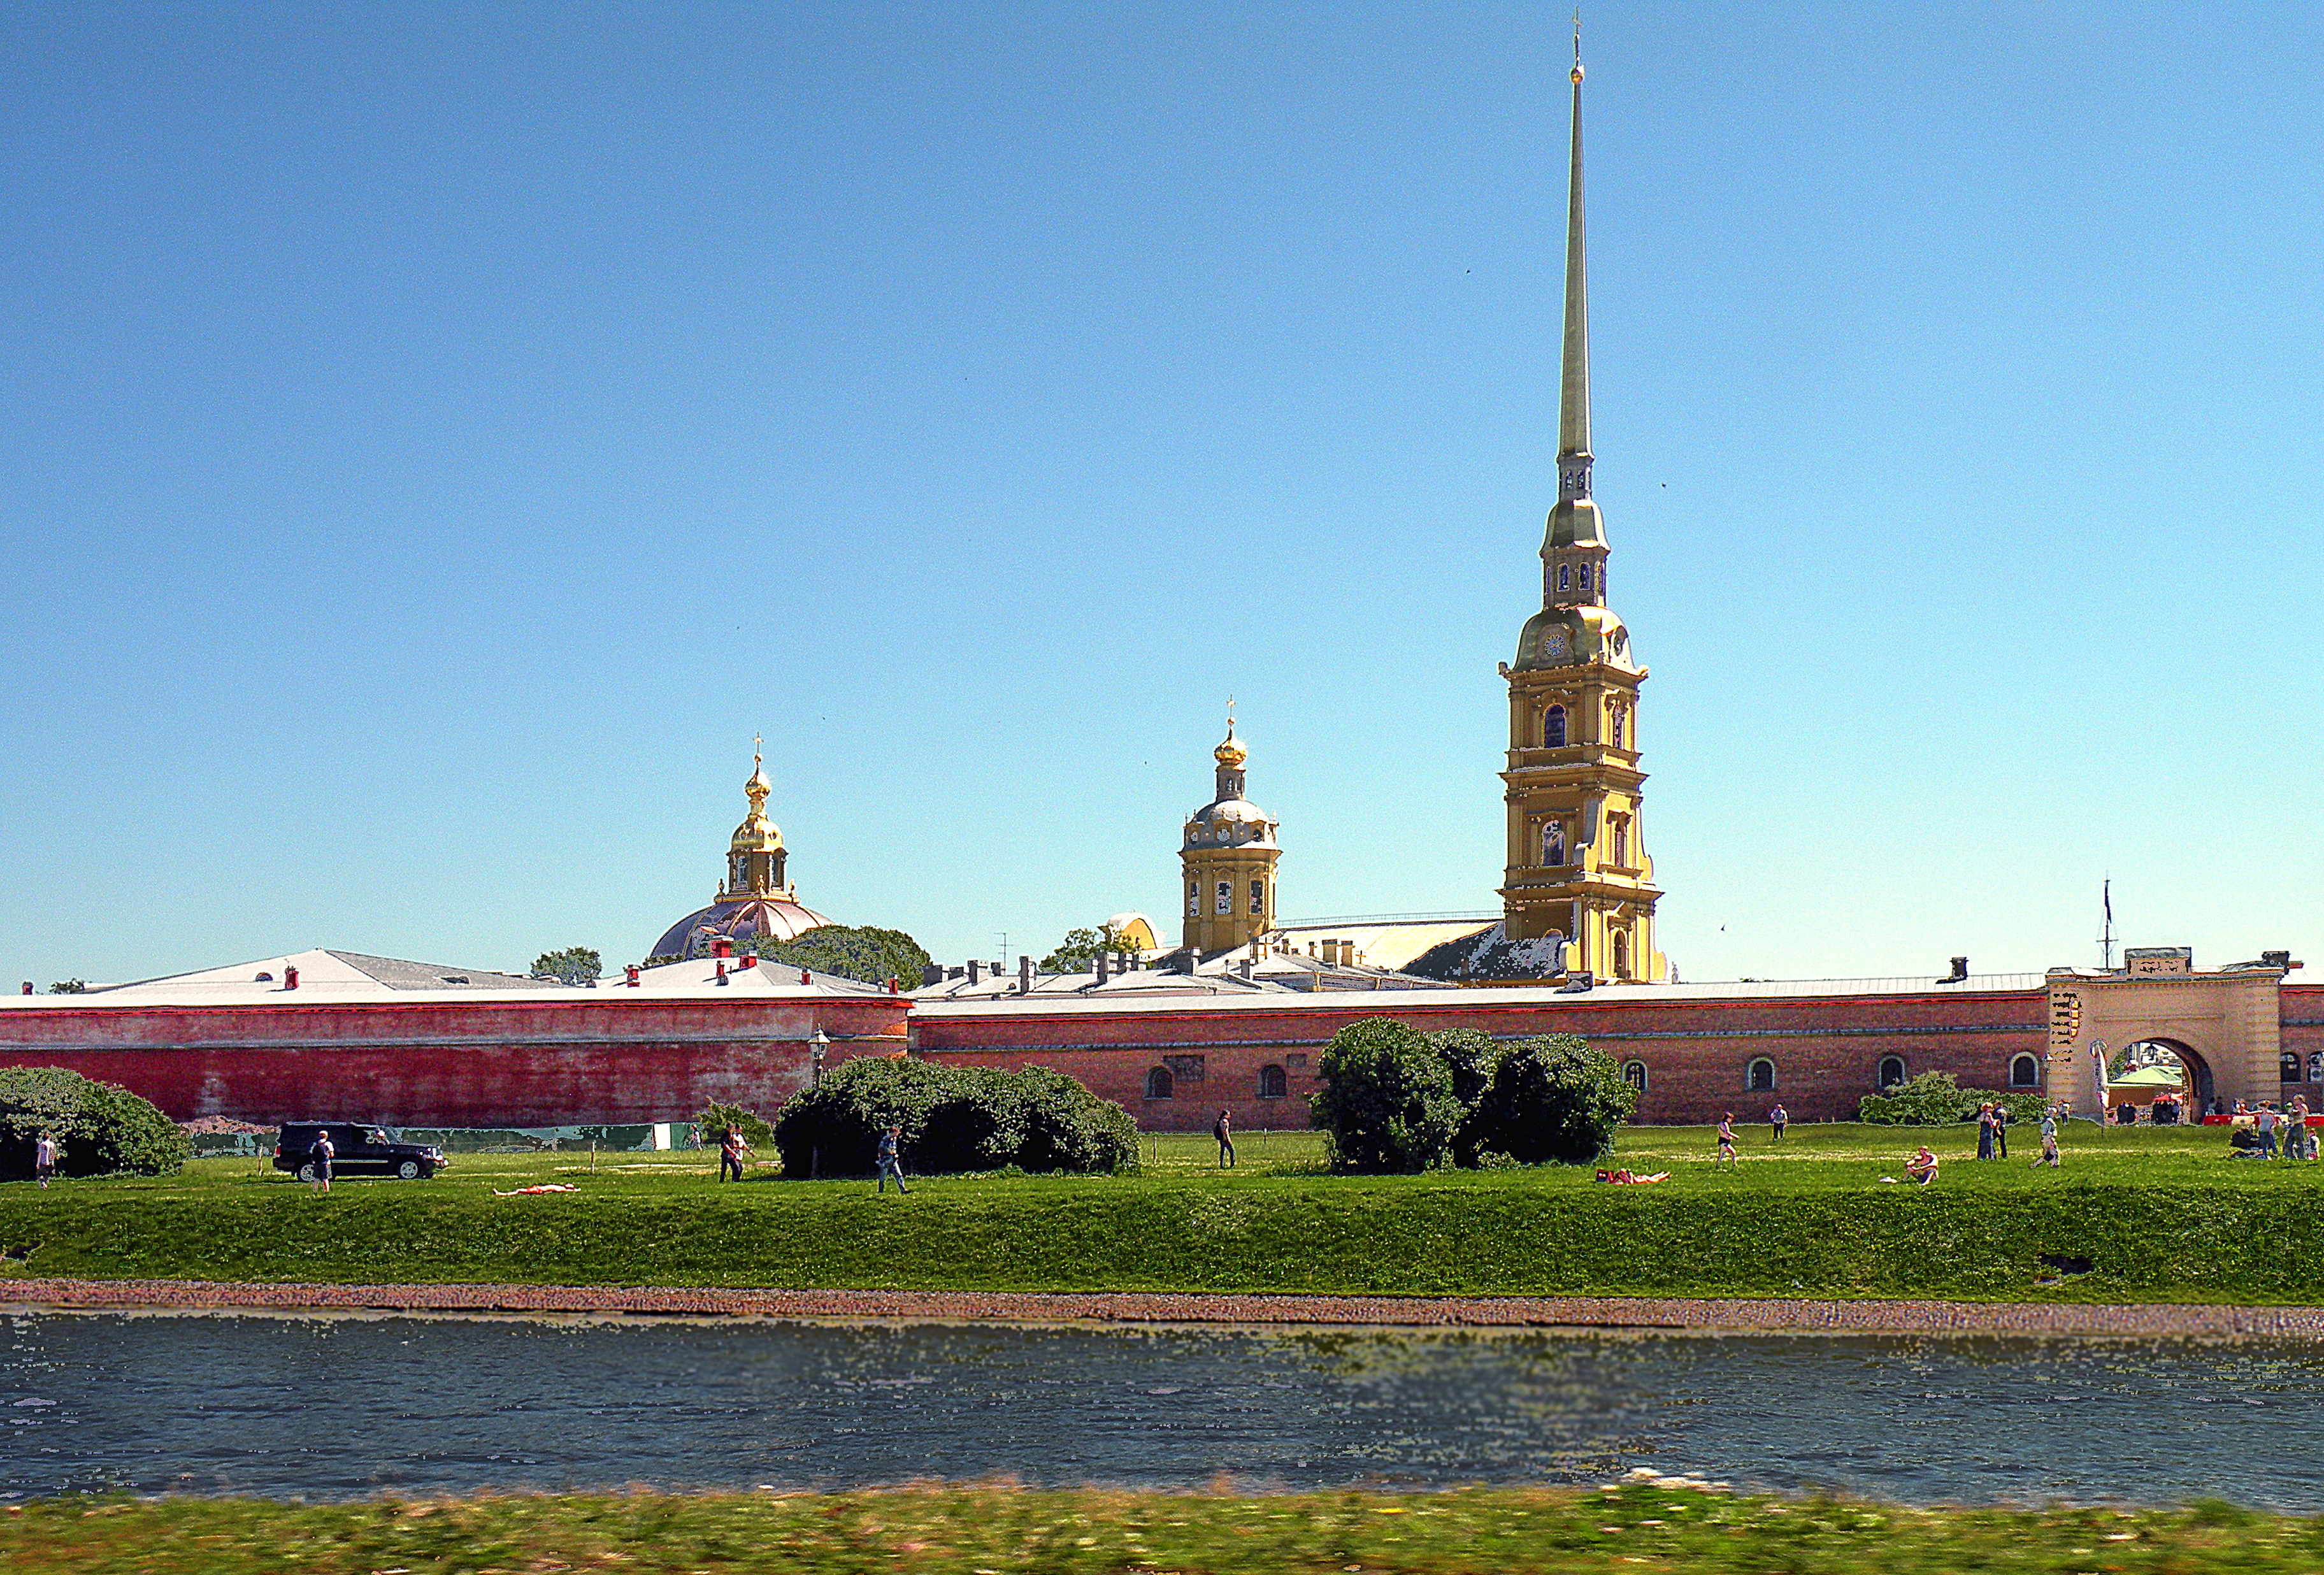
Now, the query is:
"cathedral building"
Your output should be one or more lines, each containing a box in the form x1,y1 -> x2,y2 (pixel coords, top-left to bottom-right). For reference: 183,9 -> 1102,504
649,749 -> 831,961
1179,717 -> 1280,956
1496,41 -> 1667,983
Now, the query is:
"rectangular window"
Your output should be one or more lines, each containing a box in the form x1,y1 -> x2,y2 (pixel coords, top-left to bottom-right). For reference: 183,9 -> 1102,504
1187,882 -> 1199,917
1249,879 -> 1265,915
1216,881 -> 1232,915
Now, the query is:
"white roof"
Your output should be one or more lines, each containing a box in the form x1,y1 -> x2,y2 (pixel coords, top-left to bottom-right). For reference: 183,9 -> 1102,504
1,947 -> 889,1009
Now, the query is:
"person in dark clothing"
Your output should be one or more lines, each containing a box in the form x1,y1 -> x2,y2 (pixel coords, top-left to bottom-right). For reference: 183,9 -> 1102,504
309,1128 -> 335,1194
1992,1102 -> 2009,1159
1214,1109 -> 1235,1169
1976,1103 -> 1997,1161
719,1126 -> 749,1182
876,1125 -> 910,1193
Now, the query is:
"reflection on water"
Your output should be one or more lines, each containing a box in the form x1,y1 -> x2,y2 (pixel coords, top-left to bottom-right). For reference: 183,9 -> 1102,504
4,1313 -> 2323,1506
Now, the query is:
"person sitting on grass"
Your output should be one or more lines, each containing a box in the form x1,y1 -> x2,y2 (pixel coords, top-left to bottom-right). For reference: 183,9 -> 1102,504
1716,1112 -> 1738,1167
1904,1145 -> 1939,1186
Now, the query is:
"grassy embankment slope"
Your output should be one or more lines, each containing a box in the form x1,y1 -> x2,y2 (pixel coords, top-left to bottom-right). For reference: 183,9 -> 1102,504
7,1485 -> 2323,1574
3,1125 -> 2320,1303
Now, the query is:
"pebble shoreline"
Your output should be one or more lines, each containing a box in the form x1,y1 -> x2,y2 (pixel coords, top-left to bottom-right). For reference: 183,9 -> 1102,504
3,1279 -> 2322,1338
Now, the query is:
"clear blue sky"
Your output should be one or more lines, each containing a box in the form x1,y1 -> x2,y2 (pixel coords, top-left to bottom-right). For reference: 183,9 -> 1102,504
3,3 -> 2319,986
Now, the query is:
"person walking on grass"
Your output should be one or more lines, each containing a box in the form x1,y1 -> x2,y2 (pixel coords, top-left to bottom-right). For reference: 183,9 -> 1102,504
308,1127 -> 334,1194
1214,1109 -> 1236,1169
33,1131 -> 58,1188
2034,1105 -> 2062,1168
1768,1102 -> 1788,1143
875,1124 -> 910,1193
1976,1102 -> 1997,1161
718,1125 -> 749,1183
1716,1112 -> 1738,1167
1993,1101 -> 2010,1160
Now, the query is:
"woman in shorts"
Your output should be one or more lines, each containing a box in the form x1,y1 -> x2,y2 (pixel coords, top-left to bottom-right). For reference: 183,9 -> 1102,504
1716,1113 -> 1737,1167
308,1128 -> 335,1194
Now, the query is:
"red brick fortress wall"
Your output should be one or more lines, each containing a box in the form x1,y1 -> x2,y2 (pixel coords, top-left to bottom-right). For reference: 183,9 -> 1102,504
910,985 -> 2050,1129
0,996 -> 910,1126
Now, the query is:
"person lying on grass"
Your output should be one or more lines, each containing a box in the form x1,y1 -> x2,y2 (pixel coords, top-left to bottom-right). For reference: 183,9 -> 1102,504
1593,1168 -> 1670,1185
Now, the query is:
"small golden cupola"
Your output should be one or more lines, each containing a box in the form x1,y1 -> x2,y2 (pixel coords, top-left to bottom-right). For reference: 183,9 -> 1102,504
1180,708 -> 1281,958
723,751 -> 789,900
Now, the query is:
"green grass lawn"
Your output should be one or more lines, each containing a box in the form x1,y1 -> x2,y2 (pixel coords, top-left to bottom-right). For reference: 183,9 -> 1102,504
7,1484 -> 2323,1574
3,1123 -> 2320,1302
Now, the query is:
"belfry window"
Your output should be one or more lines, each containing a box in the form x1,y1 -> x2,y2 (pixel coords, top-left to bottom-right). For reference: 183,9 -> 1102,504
1542,824 -> 1565,867
1879,1056 -> 1907,1089
1544,706 -> 1567,747
1249,878 -> 1265,916
1612,931 -> 1630,979
1611,820 -> 1629,868
1558,564 -> 1570,593
1578,563 -> 1592,592
1747,1058 -> 1777,1092
1187,882 -> 1199,917
1216,881 -> 1232,916
1610,706 -> 1626,749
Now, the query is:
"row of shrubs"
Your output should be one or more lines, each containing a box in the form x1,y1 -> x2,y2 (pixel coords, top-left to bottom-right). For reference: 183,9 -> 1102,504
1858,1072 -> 2050,1128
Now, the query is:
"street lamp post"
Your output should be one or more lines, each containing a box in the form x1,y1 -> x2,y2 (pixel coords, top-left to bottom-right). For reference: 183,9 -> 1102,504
810,1028 -> 829,1179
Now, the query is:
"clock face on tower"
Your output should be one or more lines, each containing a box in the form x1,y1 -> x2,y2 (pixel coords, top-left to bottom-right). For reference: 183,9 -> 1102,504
1539,629 -> 1571,663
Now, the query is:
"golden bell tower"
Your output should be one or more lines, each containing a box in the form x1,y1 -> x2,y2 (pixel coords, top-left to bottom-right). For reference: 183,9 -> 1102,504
721,740 -> 793,902
1496,29 -> 1666,982
1180,712 -> 1280,956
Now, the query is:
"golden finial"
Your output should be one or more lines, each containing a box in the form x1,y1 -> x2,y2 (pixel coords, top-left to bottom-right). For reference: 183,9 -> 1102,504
1570,5 -> 1584,83
1214,698 -> 1248,767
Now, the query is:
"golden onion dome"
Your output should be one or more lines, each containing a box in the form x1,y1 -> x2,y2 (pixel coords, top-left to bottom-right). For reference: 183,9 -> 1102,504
1214,723 -> 1248,768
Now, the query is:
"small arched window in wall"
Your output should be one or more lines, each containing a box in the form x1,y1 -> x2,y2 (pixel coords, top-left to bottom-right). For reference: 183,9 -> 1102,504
1542,823 -> 1565,867
1258,1064 -> 1288,1098
1611,820 -> 1630,868
1610,706 -> 1626,749
1611,932 -> 1630,979
1544,705 -> 1567,747
1145,1067 -> 1174,1100
1621,1060 -> 1647,1092
1558,563 -> 1571,593
1878,1056 -> 1907,1089
1747,1057 -> 1777,1092
1578,563 -> 1592,592
2283,1053 -> 2303,1084
2010,1054 -> 2039,1088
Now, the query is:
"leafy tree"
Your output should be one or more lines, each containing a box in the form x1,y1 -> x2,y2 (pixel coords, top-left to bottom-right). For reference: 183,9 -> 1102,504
46,980 -> 89,995
1309,1016 -> 1465,1173
0,1067 -> 189,1180
742,924 -> 933,990
773,1056 -> 1136,1177
531,946 -> 602,986
1458,1033 -> 1635,1165
1038,925 -> 1142,973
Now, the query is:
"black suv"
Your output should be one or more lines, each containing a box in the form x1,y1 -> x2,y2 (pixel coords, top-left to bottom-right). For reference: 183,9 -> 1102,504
273,1123 -> 447,1181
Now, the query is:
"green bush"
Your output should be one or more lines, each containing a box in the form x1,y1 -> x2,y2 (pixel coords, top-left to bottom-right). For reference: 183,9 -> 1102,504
1860,1071 -> 2047,1128
1461,1033 -> 1637,1165
0,1066 -> 190,1181
772,1057 -> 1136,1178
1314,1019 -> 1635,1172
1309,1018 -> 1466,1173
693,1102 -> 773,1150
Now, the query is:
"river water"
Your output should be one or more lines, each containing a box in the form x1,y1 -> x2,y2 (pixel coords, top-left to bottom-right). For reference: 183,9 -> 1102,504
5,1313 -> 2321,1506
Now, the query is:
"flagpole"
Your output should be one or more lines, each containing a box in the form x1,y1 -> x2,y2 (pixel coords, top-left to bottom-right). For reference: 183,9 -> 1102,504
2098,879 -> 2116,971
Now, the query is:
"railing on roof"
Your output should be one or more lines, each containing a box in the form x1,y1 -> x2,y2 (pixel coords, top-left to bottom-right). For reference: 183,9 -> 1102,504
1271,911 -> 1500,929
